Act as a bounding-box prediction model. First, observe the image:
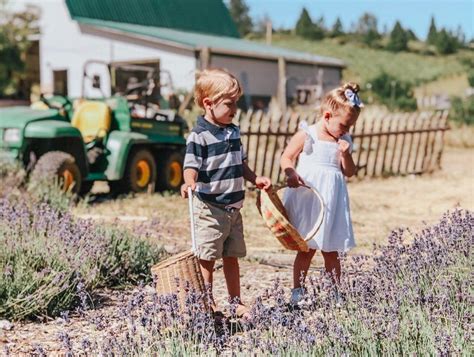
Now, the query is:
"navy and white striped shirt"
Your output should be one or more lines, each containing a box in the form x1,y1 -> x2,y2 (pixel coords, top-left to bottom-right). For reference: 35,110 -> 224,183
184,116 -> 247,208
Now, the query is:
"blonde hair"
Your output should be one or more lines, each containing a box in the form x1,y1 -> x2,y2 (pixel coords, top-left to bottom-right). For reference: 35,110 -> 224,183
194,68 -> 243,108
320,82 -> 362,116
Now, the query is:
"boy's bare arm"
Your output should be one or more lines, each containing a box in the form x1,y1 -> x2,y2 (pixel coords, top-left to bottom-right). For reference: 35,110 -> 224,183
242,161 -> 272,190
339,140 -> 356,177
181,168 -> 198,198
242,161 -> 257,184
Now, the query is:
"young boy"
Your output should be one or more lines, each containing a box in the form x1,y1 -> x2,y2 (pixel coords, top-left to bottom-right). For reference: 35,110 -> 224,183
181,68 -> 271,318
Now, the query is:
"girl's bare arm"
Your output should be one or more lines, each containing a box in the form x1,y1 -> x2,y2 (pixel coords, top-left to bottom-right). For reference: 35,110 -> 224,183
280,131 -> 307,187
339,140 -> 357,177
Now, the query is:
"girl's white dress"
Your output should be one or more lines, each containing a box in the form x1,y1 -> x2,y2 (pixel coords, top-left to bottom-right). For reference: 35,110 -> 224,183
282,121 -> 355,252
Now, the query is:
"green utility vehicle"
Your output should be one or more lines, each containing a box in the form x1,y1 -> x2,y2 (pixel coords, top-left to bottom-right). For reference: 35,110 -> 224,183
0,60 -> 186,194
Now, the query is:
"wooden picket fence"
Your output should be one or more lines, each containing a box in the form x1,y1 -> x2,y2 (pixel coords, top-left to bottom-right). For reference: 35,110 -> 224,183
236,109 -> 449,183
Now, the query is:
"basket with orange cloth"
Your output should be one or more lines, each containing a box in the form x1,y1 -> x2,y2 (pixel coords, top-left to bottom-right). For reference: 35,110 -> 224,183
257,185 -> 325,252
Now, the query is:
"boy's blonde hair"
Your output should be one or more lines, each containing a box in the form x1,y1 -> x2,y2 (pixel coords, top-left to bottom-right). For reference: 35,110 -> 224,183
194,68 -> 242,108
320,82 -> 362,116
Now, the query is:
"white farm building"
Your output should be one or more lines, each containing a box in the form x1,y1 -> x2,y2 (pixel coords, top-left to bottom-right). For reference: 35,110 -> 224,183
15,0 -> 345,109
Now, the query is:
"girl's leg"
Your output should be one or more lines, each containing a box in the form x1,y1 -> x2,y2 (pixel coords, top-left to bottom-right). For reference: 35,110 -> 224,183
293,249 -> 317,288
321,251 -> 341,283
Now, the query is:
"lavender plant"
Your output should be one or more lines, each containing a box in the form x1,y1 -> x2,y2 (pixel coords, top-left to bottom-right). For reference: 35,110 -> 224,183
0,196 -> 166,320
52,208 -> 471,355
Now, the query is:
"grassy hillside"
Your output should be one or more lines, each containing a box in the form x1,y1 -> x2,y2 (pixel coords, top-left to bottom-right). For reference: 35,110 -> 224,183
254,34 -> 472,92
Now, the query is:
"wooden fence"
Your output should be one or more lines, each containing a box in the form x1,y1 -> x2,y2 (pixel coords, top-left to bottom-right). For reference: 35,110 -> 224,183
237,109 -> 449,183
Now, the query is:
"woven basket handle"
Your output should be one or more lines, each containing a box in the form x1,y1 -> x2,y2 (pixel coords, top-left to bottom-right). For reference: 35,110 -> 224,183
188,187 -> 197,253
277,184 -> 325,242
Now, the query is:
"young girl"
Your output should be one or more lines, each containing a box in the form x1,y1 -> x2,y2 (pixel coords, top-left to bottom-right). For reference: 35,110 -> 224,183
280,82 -> 363,305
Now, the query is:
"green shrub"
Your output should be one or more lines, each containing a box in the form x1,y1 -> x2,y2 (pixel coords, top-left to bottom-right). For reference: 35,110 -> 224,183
0,197 -> 166,320
450,96 -> 474,125
369,72 -> 418,111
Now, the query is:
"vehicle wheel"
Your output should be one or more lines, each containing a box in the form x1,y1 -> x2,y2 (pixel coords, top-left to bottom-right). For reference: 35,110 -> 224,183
111,148 -> 157,194
30,151 -> 82,194
156,151 -> 184,191
80,181 -> 94,196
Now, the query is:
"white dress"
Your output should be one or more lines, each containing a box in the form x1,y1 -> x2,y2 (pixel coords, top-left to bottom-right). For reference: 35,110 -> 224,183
282,121 -> 355,252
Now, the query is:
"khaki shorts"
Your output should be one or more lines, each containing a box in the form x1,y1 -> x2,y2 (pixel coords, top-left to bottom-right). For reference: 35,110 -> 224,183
193,198 -> 246,261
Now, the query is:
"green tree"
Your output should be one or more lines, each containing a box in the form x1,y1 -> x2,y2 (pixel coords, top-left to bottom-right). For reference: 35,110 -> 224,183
295,7 -> 314,39
0,1 -> 40,97
228,0 -> 253,36
406,29 -> 418,41
387,21 -> 408,52
330,17 -> 344,37
427,16 -> 438,45
314,16 -> 326,38
435,28 -> 457,54
356,13 -> 380,46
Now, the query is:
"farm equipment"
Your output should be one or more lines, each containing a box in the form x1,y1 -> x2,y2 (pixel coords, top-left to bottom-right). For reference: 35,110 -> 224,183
0,60 -> 186,194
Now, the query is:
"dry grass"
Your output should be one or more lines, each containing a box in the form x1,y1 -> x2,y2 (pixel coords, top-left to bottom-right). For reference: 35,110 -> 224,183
74,146 -> 473,261
414,73 -> 470,97
445,124 -> 474,148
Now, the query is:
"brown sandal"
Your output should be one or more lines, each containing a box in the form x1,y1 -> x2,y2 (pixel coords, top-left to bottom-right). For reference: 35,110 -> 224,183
235,304 -> 251,320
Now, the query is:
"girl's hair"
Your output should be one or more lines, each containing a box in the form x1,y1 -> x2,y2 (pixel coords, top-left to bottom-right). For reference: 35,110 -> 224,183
320,82 -> 362,116
194,68 -> 242,108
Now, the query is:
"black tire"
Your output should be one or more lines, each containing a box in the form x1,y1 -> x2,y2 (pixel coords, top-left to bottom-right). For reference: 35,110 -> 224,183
111,148 -> 157,194
30,151 -> 82,194
156,151 -> 184,191
80,181 -> 94,196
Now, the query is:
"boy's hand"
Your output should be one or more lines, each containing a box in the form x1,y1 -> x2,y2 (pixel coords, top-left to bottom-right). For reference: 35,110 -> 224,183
286,171 -> 305,188
255,176 -> 272,191
338,139 -> 351,155
181,182 -> 196,198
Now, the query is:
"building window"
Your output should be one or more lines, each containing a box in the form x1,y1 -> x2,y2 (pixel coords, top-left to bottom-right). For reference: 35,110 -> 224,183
53,70 -> 68,96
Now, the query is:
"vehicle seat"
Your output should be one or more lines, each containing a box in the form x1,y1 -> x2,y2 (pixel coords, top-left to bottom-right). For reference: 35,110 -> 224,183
71,101 -> 111,144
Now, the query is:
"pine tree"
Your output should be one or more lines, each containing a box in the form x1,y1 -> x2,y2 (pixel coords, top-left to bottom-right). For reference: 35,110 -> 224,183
228,0 -> 253,37
427,16 -> 438,45
387,21 -> 408,52
331,17 -> 344,37
356,13 -> 380,47
435,28 -> 457,54
295,7 -> 316,39
313,16 -> 326,39
406,29 -> 418,41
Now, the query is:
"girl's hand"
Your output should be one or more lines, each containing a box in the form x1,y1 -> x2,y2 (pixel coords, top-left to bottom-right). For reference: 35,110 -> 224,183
286,170 -> 305,188
338,139 -> 351,155
180,182 -> 196,198
255,176 -> 272,190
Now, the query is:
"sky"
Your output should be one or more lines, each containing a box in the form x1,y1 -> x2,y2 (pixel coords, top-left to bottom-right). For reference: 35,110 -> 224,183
245,0 -> 473,40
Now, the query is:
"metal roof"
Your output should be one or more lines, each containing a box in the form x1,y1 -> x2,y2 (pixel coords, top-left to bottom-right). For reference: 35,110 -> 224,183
65,0 -> 240,38
77,17 -> 346,68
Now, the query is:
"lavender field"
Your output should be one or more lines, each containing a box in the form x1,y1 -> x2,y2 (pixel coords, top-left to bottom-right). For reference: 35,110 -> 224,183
1,149 -> 472,355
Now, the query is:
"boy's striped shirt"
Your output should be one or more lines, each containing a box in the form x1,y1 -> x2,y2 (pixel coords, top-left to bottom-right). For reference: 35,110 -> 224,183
184,116 -> 247,208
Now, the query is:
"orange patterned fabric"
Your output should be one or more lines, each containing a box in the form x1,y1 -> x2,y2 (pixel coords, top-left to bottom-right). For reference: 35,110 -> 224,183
257,187 -> 309,252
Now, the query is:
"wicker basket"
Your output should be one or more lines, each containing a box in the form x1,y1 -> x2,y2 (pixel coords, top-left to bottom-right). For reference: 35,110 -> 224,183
151,250 -> 208,310
151,188 -> 209,311
257,185 -> 325,252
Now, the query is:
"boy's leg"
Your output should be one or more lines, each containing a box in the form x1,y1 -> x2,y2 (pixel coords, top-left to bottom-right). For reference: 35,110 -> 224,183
293,249 -> 316,288
199,259 -> 216,307
321,251 -> 341,283
199,259 -> 215,286
223,210 -> 251,318
193,199 -> 229,310
222,256 -> 241,302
